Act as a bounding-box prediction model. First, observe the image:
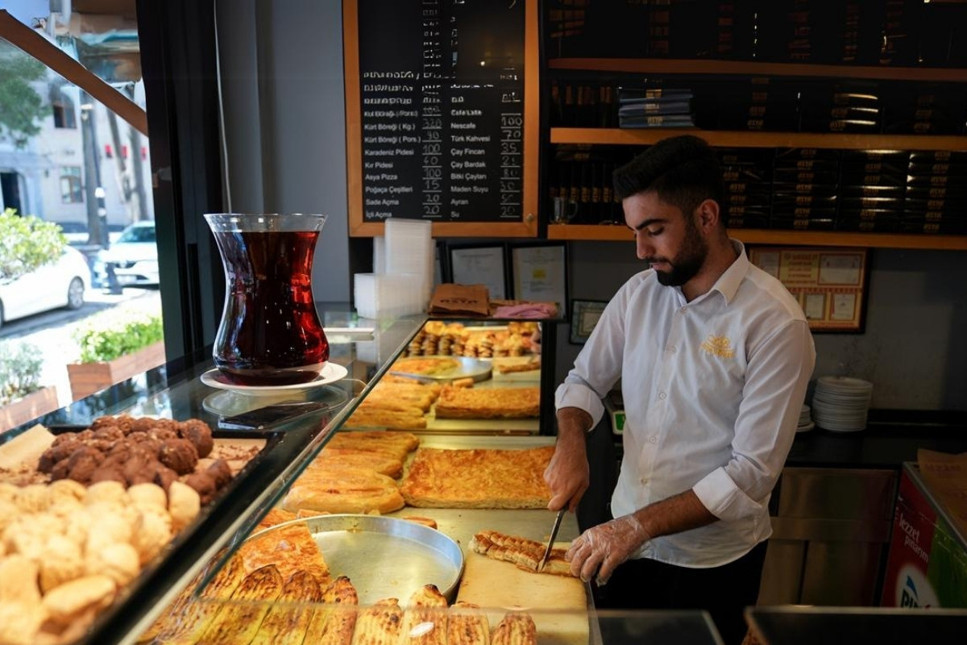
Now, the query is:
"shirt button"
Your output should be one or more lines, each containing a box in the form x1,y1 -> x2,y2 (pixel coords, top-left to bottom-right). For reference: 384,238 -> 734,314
648,436 -> 658,444
658,391 -> 667,400
640,477 -> 649,485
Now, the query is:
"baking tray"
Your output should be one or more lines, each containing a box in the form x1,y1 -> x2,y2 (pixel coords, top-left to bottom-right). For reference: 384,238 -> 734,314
248,514 -> 464,605
390,356 -> 492,383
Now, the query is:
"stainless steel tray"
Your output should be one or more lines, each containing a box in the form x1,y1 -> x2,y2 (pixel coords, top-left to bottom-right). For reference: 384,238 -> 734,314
249,514 -> 464,605
390,356 -> 492,383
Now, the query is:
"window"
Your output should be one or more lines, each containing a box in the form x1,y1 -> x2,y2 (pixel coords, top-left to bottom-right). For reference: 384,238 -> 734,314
60,166 -> 83,203
52,100 -> 76,128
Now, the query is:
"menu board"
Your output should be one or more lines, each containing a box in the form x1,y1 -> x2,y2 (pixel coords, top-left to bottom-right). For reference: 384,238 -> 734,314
749,246 -> 869,332
344,0 -> 538,236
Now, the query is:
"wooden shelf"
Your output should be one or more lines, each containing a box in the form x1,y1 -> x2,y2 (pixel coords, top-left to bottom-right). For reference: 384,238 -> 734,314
547,225 -> 967,250
548,58 -> 967,83
551,128 -> 967,151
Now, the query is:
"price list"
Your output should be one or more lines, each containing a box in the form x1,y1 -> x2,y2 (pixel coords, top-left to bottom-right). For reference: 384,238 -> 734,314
356,0 -> 525,223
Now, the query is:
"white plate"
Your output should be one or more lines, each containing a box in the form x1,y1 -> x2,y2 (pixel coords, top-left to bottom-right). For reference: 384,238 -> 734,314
200,362 -> 348,394
797,421 -> 816,433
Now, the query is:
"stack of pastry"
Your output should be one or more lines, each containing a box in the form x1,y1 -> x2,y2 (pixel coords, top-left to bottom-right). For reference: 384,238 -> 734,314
281,431 -> 420,515
0,479 -> 201,644
404,322 -> 539,359
344,376 -> 441,431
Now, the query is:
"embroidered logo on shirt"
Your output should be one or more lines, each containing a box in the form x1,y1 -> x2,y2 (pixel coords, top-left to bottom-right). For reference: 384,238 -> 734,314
701,335 -> 735,358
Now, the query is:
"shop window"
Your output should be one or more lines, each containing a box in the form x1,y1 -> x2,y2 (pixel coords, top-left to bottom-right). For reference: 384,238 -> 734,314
60,166 -> 83,203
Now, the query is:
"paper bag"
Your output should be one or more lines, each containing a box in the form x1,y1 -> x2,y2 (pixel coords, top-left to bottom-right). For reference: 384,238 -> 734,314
428,283 -> 490,317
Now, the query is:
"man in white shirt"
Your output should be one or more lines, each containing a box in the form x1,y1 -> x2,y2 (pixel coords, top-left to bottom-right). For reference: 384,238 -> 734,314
545,135 -> 815,645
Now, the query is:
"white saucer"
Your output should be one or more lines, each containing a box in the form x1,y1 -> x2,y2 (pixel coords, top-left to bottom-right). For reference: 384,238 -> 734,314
797,421 -> 815,433
200,362 -> 348,394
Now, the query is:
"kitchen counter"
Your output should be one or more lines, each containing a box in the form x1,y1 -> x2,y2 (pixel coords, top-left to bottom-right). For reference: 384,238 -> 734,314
786,410 -> 967,469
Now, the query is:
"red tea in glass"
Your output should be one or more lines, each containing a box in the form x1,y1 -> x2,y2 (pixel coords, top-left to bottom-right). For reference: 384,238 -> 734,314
205,214 -> 329,386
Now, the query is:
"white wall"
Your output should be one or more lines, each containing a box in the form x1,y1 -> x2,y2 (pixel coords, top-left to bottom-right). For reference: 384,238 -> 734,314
557,241 -> 967,411
216,0 -> 351,303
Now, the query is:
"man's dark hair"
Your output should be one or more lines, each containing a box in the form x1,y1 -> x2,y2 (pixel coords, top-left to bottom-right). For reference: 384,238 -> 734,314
613,135 -> 723,218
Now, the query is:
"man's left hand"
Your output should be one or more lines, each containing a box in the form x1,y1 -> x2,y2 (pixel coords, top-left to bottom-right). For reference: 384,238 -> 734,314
565,513 -> 650,585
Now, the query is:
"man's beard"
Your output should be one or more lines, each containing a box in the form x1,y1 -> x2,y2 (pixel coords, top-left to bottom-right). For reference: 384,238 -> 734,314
648,215 -> 708,287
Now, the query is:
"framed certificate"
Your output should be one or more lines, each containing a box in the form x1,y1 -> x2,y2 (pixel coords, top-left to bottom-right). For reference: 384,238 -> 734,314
748,246 -> 869,332
447,243 -> 509,300
510,242 -> 568,311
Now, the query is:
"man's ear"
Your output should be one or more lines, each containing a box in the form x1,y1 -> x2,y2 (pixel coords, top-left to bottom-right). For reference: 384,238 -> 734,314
697,199 -> 721,231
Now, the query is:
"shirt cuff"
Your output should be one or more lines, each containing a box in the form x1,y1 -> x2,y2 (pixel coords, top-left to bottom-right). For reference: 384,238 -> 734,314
693,467 -> 767,522
555,382 -> 606,428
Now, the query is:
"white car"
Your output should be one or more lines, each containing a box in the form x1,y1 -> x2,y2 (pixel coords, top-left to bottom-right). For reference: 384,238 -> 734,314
0,246 -> 91,330
95,221 -> 160,287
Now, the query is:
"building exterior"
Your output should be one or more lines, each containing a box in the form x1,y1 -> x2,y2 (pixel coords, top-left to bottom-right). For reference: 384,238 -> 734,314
0,70 -> 152,238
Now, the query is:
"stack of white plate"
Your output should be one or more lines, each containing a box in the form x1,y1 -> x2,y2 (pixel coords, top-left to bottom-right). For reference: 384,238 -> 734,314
811,376 -> 874,432
797,404 -> 815,433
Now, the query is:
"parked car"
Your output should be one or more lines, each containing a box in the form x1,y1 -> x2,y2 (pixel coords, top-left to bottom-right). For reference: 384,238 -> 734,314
0,246 -> 91,330
94,220 -> 160,287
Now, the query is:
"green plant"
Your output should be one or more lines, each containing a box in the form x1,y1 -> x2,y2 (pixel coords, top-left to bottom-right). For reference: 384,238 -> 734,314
0,41 -> 48,147
0,208 -> 67,280
0,341 -> 44,405
74,312 -> 165,363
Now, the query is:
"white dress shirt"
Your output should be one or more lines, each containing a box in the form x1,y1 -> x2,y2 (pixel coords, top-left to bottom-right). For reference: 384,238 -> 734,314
556,241 -> 816,567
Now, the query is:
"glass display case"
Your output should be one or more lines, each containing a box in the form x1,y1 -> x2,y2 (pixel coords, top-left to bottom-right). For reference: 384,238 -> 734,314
1,307 -> 582,644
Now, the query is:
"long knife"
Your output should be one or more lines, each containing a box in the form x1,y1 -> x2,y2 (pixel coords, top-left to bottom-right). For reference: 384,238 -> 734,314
538,509 -> 567,572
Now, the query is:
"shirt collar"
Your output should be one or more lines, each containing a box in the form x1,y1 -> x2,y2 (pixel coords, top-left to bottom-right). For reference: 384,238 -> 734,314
704,239 -> 750,305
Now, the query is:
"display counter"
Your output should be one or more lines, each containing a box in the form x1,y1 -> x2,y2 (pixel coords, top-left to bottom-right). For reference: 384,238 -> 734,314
23,305 -> 964,643
0,309 -> 731,645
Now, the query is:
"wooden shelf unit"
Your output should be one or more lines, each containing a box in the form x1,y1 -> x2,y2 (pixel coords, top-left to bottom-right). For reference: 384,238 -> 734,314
551,128 -> 967,151
545,57 -> 967,250
547,58 -> 967,83
547,225 -> 967,251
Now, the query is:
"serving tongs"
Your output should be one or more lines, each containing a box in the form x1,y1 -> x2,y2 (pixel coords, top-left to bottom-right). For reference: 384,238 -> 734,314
538,509 -> 567,572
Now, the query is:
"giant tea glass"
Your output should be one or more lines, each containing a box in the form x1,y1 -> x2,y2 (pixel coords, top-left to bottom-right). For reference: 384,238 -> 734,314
205,213 -> 329,386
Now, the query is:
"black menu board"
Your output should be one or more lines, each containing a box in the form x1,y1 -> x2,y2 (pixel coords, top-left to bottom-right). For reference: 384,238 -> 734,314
345,0 -> 538,236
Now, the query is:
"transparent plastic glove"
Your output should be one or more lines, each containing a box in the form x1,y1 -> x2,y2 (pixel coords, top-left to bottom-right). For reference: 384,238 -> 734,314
565,513 -> 650,585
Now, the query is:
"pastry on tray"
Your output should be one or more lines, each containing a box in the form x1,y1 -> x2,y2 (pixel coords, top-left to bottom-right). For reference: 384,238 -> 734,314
400,446 -> 552,509
433,386 -> 540,420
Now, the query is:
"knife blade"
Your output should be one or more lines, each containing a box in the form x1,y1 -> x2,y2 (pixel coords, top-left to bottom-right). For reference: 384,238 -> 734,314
538,509 -> 566,572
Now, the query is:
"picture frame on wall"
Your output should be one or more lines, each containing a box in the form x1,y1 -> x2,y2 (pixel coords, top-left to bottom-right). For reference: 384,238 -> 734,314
447,243 -> 509,300
748,246 -> 870,333
569,299 -> 607,344
509,242 -> 568,313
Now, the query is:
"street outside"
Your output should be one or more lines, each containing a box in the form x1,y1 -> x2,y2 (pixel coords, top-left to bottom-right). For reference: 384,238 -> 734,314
0,286 -> 163,408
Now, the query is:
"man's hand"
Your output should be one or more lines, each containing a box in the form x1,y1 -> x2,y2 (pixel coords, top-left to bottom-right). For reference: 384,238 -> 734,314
544,408 -> 592,512
565,513 -> 650,585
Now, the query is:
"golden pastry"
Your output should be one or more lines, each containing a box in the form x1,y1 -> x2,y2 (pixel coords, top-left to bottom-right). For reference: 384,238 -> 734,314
127,482 -> 168,510
84,480 -> 128,506
167,481 -> 201,532
0,554 -> 42,603
447,601 -> 489,645
41,574 -> 116,628
48,478 -> 87,503
131,505 -> 172,565
0,600 -> 48,645
85,542 -> 140,587
39,535 -> 84,593
15,484 -> 51,513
